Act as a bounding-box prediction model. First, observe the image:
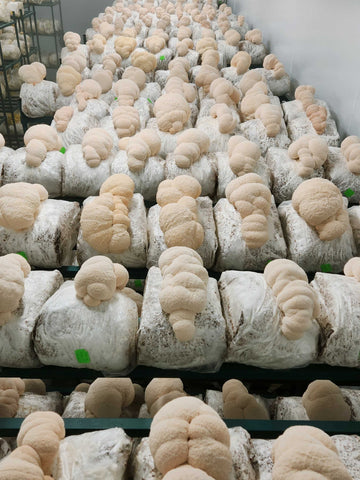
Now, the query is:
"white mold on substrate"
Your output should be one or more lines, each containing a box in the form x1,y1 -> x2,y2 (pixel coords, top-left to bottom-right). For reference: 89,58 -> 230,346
20,81 -> 59,118
153,48 -> 173,71
139,82 -> 162,106
205,389 -> 269,421
147,197 -> 218,269
282,99 -> 340,146
0,145 -> 15,186
325,147 -> 360,204
165,152 -> 218,198
265,147 -> 324,204
219,270 -> 320,369
278,200 -> 356,272
98,115 -> 120,150
216,151 -> 271,199
55,93 -> 76,110
332,434 -> 360,480
61,44 -> 89,63
62,391 -> 86,418
137,267 -> 227,372
34,280 -> 138,374
311,273 -> 360,368
0,439 -> 11,461
0,200 -> 80,268
61,144 -> 113,198
214,197 -> 287,271
224,67 -> 290,97
2,148 -> 63,198
239,40 -> 267,66
17,391 -> 63,418
55,99 -> 109,148
0,270 -> 62,368
111,151 -> 165,202
77,193 -> 148,268
217,42 -> 239,67
349,205 -> 360,254
196,115 -> 241,153
251,439 -> 274,480
52,428 -> 133,480
146,117 -> 193,158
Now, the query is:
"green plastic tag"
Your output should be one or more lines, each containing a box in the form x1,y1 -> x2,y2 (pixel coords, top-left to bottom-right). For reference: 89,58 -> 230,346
75,349 -> 90,364
134,279 -> 142,288
160,55 -> 165,60
115,97 -> 118,100
60,147 -> 66,154
147,98 -> 152,104
16,251 -> 28,260
321,264 -> 332,273
343,188 -> 355,198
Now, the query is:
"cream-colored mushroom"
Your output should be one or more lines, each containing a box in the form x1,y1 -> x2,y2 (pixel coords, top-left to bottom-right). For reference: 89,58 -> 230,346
176,38 -> 193,56
238,69 -> 264,95
302,380 -> 351,421
288,134 -> 329,177
19,62 -> 46,84
98,21 -> 114,40
201,49 -> 219,68
295,85 -> 315,111
196,37 -> 217,55
113,78 -> 140,106
209,77 -> 240,106
24,124 -> 62,167
292,178 -> 349,241
263,54 -> 285,79
0,183 -> 48,232
230,51 -> 251,75
173,128 -> 210,168
62,52 -> 87,73
245,28 -> 262,44
119,128 -> 161,172
168,57 -> 191,82
75,79 -> 102,111
113,105 -> 140,138
240,81 -> 269,121
224,29 -> 241,46
87,34 -> 106,55
114,36 -> 137,59
156,175 -> 202,206
306,104 -> 327,135
255,103 -> 282,137
153,93 -> 191,133
131,50 -> 157,73
122,66 -> 146,90
264,258 -> 320,340
225,173 -> 271,248
341,136 -> 360,174
195,64 -> 221,94
92,69 -> 113,94
145,378 -> 186,416
56,65 -> 82,96
344,256 -> 360,281
85,378 -> 135,417
222,379 -> 269,419
227,135 -> 261,176
64,31 -> 81,52
81,128 -> 113,167
165,76 -> 196,102
145,35 -> 166,53
103,53 -> 122,74
210,103 -> 237,134
0,445 -> 45,479
54,106 -> 74,133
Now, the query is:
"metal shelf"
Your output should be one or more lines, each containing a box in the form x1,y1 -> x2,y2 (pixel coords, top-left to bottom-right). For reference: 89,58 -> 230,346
0,418 -> 359,438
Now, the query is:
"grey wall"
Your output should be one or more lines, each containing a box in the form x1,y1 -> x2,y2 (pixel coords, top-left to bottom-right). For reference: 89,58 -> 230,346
61,0 -> 110,37
228,0 -> 360,139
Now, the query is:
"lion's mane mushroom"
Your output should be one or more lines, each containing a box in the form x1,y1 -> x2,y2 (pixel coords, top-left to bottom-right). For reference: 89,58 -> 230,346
292,178 -> 349,241
19,62 -> 46,85
263,54 -> 285,79
263,258 -> 320,340
81,128 -> 113,167
145,35 -> 166,54
159,248 -> 208,342
173,128 -> 210,168
210,103 -> 237,134
230,51 -> 251,75
103,53 -> 122,74
98,22 -> 114,40
154,93 -> 191,133
255,103 -> 282,137
92,69 -> 113,94
87,34 -> 106,55
145,378 -> 186,416
112,105 -> 140,138
245,28 -> 262,44
272,426 -> 353,480
23,124 -> 62,167
344,256 -> 360,280
0,377 -> 25,417
157,176 -> 204,250
56,65 -> 82,97
0,254 -> 31,326
23,379 -> 46,396
54,106 -> 74,133
227,135 -> 261,176
295,85 -> 315,111
238,70 -> 264,96
122,66 -> 146,90
0,445 -> 45,479
306,104 -> 327,135
195,65 -> 221,94
224,29 -> 241,46
240,81 -> 269,121
201,49 -> 219,68
302,380 -> 351,421
17,411 -> 65,475
177,25 -> 192,41
0,182 -> 48,232
168,57 -> 191,82
131,50 -> 157,73
176,38 -> 194,56
196,37 -> 217,55
164,76 -> 196,103
341,136 -> 360,174
114,36 -> 137,59
209,77 -> 240,106
64,31 -> 81,52
238,15 -> 245,26
225,173 -> 271,248
222,379 -> 269,419
149,396 -> 232,480
85,378 -> 135,418
62,52 -> 87,74
288,134 -> 329,177
80,174 -> 134,254
119,128 -> 161,172
75,79 -> 102,111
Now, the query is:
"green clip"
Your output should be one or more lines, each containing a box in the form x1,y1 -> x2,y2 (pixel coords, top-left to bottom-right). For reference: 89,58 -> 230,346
16,251 -> 28,260
75,349 -> 91,364
343,188 -> 355,198
134,279 -> 142,288
160,55 -> 165,60
147,98 -> 152,104
114,96 -> 118,100
321,264 -> 332,273
59,147 -> 66,154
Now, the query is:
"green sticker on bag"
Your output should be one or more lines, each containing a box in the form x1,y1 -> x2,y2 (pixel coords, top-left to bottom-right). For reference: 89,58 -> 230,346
114,96 -> 118,100
60,147 -> 66,154
16,251 -> 28,260
75,349 -> 90,364
321,264 -> 332,273
160,55 -> 165,60
147,98 -> 152,103
134,279 -> 142,288
343,188 -> 354,198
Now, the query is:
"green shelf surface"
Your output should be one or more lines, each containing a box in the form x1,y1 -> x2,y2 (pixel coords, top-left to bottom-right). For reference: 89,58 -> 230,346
0,418 -> 359,438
